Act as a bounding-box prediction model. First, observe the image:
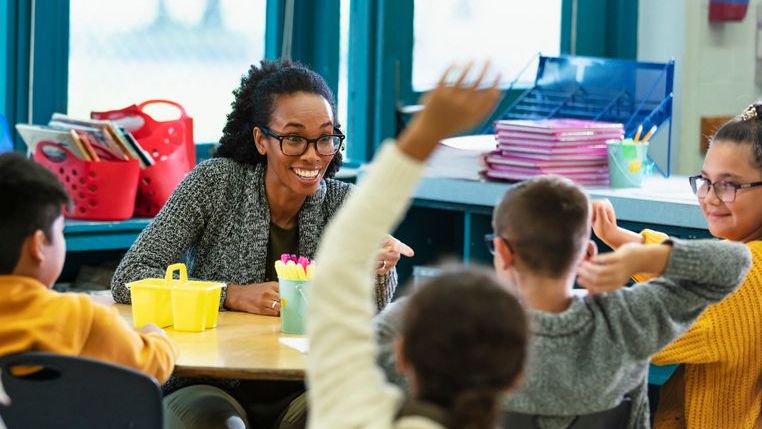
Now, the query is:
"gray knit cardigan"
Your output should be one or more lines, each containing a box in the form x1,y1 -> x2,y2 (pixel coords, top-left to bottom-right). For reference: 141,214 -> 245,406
111,157 -> 397,310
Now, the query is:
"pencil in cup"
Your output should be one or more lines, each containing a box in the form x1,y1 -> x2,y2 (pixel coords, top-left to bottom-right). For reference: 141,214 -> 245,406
641,125 -> 657,144
275,254 -> 315,281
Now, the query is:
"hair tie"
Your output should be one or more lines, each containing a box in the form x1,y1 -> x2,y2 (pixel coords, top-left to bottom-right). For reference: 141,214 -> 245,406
739,104 -> 758,121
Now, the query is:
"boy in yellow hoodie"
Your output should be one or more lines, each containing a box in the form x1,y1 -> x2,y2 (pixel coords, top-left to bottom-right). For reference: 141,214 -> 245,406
0,153 -> 177,383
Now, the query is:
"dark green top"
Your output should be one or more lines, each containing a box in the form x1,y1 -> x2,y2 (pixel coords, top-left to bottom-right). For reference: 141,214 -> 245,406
264,222 -> 299,282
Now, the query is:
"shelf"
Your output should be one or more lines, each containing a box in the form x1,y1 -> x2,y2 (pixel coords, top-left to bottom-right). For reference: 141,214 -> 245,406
64,218 -> 151,252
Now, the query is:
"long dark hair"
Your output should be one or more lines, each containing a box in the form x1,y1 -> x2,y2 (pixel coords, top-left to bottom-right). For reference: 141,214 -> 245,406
215,59 -> 343,178
711,102 -> 762,172
401,266 -> 529,429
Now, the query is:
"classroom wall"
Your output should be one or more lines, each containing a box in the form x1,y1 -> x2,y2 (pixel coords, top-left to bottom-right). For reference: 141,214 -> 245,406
639,0 -> 762,175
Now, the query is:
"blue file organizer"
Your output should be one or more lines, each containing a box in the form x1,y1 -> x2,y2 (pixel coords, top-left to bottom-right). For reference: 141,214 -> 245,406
0,114 -> 13,153
485,55 -> 675,176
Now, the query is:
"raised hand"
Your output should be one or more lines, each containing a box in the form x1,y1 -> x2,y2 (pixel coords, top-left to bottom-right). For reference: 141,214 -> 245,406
398,61 -> 502,161
591,199 -> 643,249
577,243 -> 671,294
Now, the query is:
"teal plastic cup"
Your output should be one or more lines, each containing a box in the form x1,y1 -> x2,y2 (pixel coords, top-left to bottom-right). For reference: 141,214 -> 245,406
279,279 -> 309,335
607,139 -> 650,188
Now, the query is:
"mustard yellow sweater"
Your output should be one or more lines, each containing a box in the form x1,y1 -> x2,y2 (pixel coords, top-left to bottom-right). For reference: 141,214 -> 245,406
641,230 -> 762,429
0,275 -> 178,383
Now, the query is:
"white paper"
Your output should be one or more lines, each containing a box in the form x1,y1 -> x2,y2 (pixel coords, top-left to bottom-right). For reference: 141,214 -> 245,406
279,337 -> 309,354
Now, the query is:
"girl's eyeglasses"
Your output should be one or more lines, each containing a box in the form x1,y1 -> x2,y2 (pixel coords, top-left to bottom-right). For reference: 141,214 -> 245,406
688,175 -> 762,203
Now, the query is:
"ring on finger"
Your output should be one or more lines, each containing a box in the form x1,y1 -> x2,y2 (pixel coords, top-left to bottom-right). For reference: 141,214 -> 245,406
271,300 -> 278,309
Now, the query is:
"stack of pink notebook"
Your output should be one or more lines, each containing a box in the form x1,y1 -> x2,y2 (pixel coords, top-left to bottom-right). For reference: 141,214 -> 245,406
485,119 -> 624,186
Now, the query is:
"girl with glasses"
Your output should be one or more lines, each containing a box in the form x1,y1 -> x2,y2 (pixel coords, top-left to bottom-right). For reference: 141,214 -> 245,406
592,102 -> 762,429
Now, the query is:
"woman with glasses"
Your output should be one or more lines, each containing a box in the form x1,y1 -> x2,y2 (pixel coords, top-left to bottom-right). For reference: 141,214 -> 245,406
110,60 -> 412,429
592,103 -> 762,429
112,59 -> 410,316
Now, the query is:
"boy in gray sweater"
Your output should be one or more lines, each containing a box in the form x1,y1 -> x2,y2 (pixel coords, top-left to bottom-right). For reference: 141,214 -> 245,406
374,175 -> 751,429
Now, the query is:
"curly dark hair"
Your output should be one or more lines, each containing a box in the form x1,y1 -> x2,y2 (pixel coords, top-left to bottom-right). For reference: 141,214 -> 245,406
711,102 -> 762,172
215,59 -> 343,178
401,265 -> 529,429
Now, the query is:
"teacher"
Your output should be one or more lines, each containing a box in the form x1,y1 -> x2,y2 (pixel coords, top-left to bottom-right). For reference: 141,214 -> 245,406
111,59 -> 411,315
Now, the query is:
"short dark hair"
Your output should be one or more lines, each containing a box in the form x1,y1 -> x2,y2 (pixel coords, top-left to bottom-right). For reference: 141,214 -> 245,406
215,59 -> 343,178
0,153 -> 70,273
711,102 -> 762,172
493,175 -> 590,278
402,266 -> 529,429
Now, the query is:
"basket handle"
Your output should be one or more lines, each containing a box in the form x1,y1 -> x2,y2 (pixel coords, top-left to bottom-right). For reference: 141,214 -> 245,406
138,100 -> 189,119
165,263 -> 188,286
36,141 -> 74,163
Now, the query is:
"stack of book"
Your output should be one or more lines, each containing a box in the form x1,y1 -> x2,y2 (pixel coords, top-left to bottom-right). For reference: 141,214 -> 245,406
425,134 -> 496,181
485,119 -> 624,186
16,113 -> 154,167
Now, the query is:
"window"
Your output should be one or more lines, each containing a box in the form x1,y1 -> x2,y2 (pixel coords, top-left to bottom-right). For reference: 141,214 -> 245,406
412,0 -> 562,91
68,0 -> 266,143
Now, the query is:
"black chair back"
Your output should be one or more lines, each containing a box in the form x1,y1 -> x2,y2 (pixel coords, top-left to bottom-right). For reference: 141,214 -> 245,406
504,397 -> 632,429
0,352 -> 163,429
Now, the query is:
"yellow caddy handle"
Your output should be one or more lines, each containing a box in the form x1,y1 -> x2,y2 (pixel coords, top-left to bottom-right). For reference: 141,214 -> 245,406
165,263 -> 188,286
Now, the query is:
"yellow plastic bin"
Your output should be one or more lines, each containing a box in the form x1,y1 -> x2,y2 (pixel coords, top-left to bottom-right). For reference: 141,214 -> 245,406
126,269 -> 174,328
127,263 -> 225,331
167,264 -> 225,332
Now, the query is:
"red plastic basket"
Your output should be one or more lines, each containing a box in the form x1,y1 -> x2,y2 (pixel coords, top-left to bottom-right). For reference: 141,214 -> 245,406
92,100 -> 193,217
34,142 -> 140,221
134,143 -> 189,217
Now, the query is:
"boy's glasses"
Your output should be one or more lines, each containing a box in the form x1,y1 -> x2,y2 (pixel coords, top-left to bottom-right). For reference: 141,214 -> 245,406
260,126 -> 345,157
688,175 -> 762,203
484,233 -> 513,255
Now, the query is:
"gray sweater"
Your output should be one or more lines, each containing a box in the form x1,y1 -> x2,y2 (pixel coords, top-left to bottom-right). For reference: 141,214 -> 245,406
374,238 -> 751,429
112,157 -> 396,311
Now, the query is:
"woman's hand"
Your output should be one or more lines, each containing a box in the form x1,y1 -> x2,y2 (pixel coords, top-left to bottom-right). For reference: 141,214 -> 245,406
591,199 -> 644,249
375,235 -> 415,275
224,282 -> 281,316
576,243 -> 671,294
398,61 -> 502,161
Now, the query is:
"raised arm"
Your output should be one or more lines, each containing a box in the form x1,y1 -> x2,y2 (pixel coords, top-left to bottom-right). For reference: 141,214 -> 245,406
111,162 -> 220,303
307,63 -> 502,428
578,238 -> 751,361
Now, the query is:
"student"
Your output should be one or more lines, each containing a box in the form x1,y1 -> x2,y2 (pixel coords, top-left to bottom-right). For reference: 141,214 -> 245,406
0,153 -> 177,383
307,63 -> 530,429
592,103 -> 762,429
374,160 -> 751,426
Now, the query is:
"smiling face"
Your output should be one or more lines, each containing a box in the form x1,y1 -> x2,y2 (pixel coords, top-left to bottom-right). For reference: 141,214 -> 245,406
254,92 -> 337,198
699,140 -> 762,242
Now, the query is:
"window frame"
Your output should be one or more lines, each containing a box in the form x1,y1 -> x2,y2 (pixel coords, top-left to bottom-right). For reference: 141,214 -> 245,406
1,0 -> 340,149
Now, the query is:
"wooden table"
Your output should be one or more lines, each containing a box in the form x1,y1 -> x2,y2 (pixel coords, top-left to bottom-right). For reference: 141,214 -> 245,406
113,304 -> 306,381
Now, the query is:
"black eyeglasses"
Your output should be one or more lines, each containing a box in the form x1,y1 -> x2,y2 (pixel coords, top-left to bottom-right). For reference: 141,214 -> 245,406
688,175 -> 762,203
260,126 -> 345,157
484,233 -> 513,255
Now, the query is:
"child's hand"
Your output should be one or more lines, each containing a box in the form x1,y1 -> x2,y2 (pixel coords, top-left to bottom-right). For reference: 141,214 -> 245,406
577,243 -> 671,293
136,323 -> 167,337
398,61 -> 502,161
591,199 -> 643,249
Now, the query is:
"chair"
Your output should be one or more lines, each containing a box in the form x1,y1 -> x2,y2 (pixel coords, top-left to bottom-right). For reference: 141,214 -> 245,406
0,352 -> 163,429
504,397 -> 632,429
